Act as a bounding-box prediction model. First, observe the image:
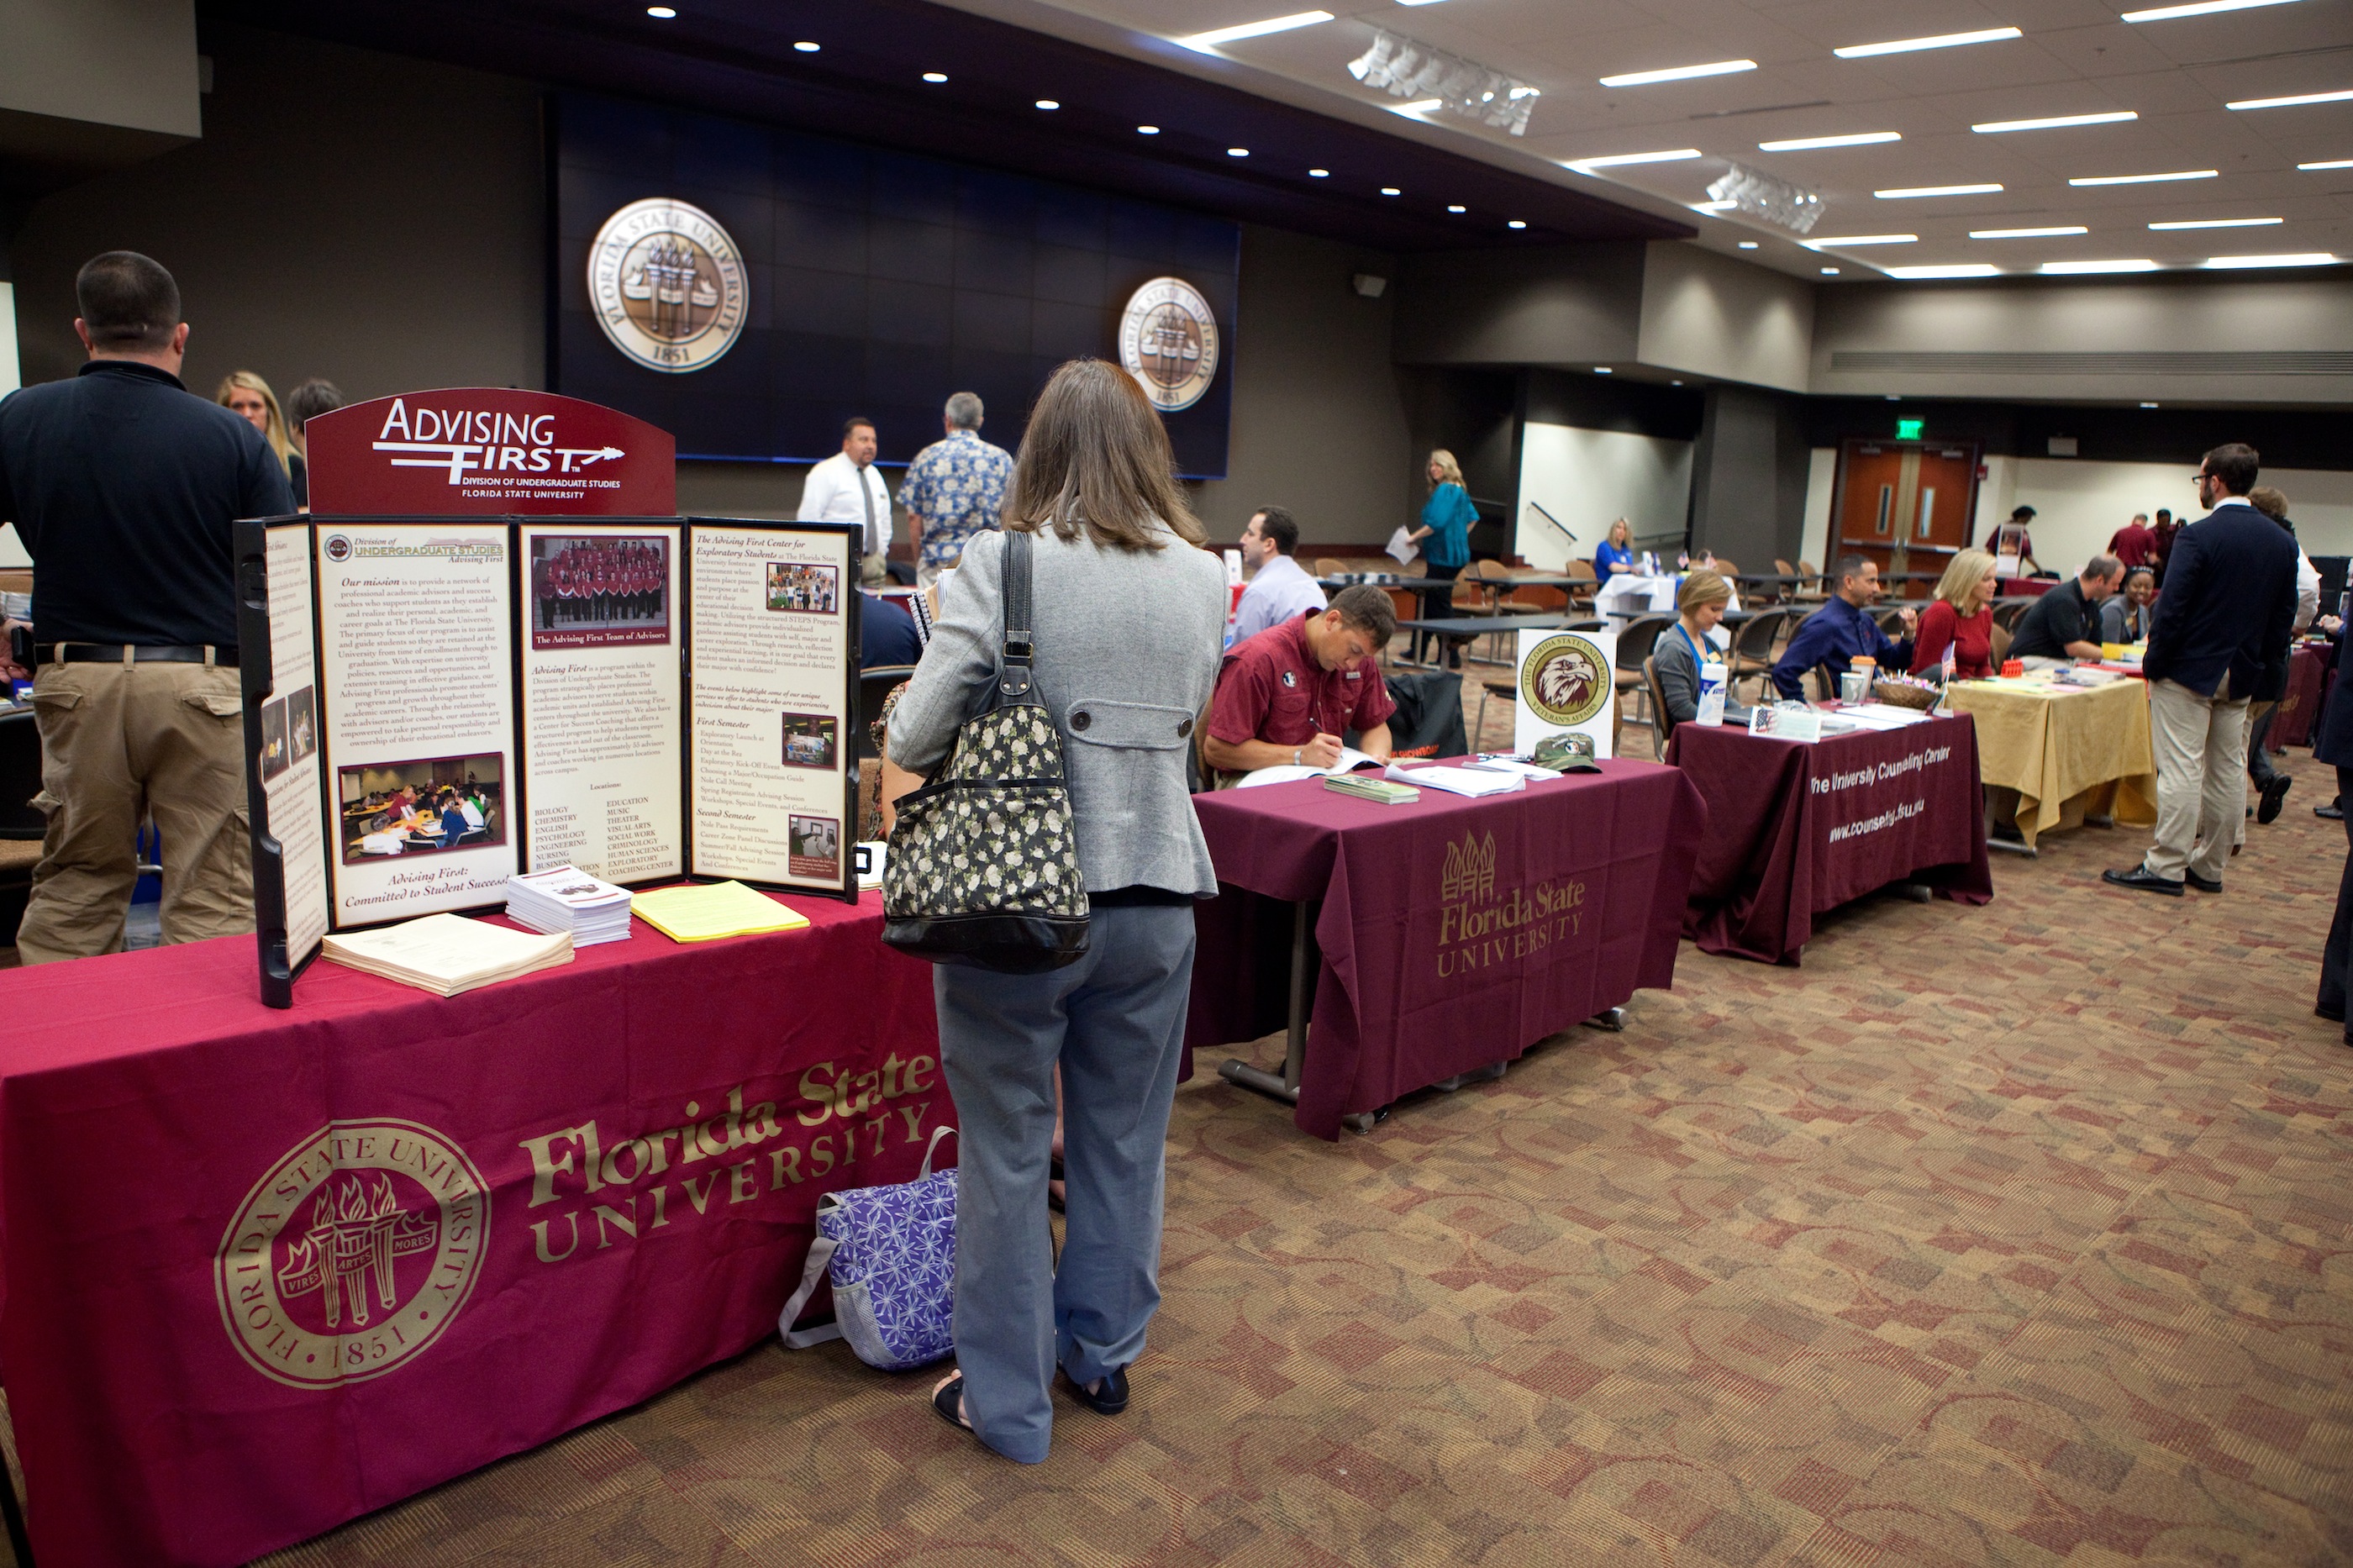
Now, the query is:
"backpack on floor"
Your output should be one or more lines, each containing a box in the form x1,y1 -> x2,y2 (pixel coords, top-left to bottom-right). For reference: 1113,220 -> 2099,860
778,1127 -> 957,1371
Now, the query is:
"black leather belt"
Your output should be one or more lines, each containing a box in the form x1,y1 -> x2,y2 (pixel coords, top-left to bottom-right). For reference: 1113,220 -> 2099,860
37,643 -> 239,668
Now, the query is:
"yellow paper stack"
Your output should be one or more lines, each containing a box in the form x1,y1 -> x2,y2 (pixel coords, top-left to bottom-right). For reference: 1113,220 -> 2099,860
629,881 -> 812,942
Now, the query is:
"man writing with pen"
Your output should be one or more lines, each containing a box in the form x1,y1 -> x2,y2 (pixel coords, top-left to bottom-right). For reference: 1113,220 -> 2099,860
1204,585 -> 1397,784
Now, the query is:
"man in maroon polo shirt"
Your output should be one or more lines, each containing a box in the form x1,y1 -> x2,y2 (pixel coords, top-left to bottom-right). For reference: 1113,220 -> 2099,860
1204,584 -> 1398,779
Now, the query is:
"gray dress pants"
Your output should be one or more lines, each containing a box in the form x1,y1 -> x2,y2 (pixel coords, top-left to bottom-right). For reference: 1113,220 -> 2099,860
936,902 -> 1195,1463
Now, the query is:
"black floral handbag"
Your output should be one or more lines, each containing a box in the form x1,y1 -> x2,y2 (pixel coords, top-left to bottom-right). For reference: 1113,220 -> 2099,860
881,530 -> 1090,972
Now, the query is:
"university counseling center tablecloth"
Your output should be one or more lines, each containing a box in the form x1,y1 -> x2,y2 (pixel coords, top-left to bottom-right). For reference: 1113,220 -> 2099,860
0,894 -> 943,1568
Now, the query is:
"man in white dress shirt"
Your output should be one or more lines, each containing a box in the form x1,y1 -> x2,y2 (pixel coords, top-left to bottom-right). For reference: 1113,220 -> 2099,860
797,416 -> 892,585
1229,506 -> 1327,645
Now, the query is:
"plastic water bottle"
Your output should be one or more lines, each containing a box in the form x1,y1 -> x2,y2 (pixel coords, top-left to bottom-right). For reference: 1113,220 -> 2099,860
1696,660 -> 1728,727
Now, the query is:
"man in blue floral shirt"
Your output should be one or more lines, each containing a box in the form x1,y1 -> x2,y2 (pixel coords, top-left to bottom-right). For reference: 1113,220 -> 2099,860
900,391 -> 1014,588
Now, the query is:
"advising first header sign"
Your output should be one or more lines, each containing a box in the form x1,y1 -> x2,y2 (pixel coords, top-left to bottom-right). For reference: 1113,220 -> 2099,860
306,388 -> 676,517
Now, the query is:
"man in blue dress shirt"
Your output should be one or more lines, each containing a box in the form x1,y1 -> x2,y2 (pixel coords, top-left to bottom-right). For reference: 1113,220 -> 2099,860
1229,506 -> 1328,645
1771,555 -> 1917,699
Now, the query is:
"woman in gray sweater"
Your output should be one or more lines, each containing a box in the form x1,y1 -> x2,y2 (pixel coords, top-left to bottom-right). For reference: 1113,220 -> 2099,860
1653,570 -> 1752,730
886,359 -> 1226,1462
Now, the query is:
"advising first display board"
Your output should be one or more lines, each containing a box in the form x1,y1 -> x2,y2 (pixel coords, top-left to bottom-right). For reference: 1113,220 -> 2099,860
236,515 -> 861,1007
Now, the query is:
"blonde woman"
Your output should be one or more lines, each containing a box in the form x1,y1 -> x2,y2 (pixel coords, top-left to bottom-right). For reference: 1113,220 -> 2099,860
1403,448 -> 1475,666
1910,550 -> 1998,680
215,371 -> 304,505
1595,517 -> 1638,588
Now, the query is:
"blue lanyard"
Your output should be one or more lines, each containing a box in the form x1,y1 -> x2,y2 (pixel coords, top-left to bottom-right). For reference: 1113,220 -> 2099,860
1675,623 -> 1710,665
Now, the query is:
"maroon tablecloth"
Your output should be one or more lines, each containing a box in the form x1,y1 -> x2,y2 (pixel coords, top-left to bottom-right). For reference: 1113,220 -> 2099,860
0,892 -> 942,1568
2271,642 -> 2330,750
1668,715 -> 1992,965
1187,762 -> 1706,1139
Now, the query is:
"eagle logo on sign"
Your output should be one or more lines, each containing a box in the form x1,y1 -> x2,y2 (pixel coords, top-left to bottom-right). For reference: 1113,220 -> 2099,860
1520,634 -> 1612,728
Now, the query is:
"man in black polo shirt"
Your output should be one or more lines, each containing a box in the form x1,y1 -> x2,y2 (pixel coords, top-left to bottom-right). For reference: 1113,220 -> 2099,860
2008,555 -> 2124,665
0,251 -> 292,962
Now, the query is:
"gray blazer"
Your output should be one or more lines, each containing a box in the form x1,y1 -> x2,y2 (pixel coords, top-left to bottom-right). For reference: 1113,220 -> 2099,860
886,523 -> 1227,897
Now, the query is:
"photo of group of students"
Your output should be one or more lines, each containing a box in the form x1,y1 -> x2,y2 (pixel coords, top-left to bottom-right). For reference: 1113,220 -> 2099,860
258,685 -> 317,782
530,535 -> 671,648
781,713 -> 839,770
339,755 -> 504,863
766,562 -> 839,615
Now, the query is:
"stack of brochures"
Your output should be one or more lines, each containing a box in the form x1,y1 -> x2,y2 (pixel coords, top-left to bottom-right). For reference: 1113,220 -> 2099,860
505,866 -> 635,946
321,914 -> 573,997
630,881 -> 812,942
1324,773 -> 1419,804
1385,761 -> 1524,798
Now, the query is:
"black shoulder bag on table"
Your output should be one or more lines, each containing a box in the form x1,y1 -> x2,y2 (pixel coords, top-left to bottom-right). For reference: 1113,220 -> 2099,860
881,529 -> 1090,972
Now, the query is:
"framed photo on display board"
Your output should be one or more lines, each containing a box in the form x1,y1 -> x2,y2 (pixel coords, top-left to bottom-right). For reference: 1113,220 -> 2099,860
236,514 -> 861,1008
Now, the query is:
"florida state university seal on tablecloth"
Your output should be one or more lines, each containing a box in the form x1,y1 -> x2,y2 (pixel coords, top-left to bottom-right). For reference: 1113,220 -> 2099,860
587,197 -> 749,373
1118,276 -> 1220,413
1520,634 -> 1612,729
216,1119 -> 490,1386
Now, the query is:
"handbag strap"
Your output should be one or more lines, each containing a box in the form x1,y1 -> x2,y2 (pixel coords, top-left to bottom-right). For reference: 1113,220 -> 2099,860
777,1231 -> 842,1350
918,1123 -> 957,1179
998,529 -> 1034,703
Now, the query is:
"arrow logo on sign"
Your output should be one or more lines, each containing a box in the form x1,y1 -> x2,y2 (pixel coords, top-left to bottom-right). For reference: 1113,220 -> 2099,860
555,446 -> 626,472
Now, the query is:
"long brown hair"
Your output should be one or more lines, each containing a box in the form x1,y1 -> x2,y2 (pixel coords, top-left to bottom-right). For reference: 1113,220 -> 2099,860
1003,359 -> 1204,551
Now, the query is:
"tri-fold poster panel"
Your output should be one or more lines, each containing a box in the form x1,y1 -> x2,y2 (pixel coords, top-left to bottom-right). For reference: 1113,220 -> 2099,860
237,514 -> 860,1007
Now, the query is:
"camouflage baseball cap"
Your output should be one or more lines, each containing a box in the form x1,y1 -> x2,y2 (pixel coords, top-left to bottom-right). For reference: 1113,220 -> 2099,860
1530,731 -> 1602,773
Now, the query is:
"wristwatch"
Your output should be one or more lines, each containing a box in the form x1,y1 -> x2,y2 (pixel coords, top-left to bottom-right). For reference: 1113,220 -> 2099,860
1292,747 -> 1302,767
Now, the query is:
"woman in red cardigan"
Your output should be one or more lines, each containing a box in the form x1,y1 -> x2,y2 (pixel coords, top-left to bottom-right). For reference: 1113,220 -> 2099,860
1912,550 -> 1998,680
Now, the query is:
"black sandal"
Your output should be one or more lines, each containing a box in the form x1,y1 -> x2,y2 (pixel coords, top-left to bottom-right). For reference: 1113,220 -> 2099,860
1063,1365 -> 1129,1415
932,1375 -> 975,1433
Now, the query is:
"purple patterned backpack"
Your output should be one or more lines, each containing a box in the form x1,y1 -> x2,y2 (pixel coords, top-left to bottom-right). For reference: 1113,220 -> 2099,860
778,1127 -> 956,1371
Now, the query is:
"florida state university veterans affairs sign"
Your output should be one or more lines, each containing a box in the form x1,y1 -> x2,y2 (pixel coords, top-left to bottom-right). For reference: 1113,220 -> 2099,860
587,197 -> 749,373
1119,276 -> 1221,413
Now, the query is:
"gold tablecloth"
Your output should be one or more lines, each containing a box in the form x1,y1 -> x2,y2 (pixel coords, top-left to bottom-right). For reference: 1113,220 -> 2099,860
1943,675 -> 2157,847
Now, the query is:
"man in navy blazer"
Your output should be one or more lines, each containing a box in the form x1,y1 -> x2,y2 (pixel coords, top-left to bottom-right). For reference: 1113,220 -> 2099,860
2105,444 -> 2298,897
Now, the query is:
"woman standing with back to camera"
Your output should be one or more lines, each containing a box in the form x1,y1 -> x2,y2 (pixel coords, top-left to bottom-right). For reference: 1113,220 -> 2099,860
885,358 -> 1226,1462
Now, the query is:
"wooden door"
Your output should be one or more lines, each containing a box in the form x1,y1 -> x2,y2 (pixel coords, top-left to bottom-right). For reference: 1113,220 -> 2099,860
1834,439 -> 1982,596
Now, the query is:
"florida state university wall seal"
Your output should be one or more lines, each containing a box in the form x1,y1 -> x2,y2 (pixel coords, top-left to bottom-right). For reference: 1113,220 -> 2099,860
216,1119 -> 490,1387
1118,276 -> 1220,413
587,197 -> 749,374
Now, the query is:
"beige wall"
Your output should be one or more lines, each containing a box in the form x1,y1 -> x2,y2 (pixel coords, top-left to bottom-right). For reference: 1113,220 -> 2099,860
1392,243 -> 1645,370
0,0 -> 200,137
1636,242 -> 1812,394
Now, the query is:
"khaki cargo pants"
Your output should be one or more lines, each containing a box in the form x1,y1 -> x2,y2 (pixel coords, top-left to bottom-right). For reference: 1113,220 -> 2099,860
20,657 -> 253,965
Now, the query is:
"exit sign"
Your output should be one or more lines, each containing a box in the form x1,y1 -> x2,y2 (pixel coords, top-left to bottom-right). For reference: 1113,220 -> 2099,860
1896,418 -> 1924,439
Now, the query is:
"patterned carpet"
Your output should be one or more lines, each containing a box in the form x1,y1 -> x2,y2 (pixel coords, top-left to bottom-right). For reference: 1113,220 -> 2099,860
14,718 -> 2353,1567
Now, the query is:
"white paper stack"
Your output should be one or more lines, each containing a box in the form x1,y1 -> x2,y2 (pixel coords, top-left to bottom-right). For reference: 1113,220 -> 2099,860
1386,761 -> 1525,798
505,866 -> 635,946
322,914 -> 573,997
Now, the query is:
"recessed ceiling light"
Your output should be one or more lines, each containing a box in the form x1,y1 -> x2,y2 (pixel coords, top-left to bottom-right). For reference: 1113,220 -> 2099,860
1834,27 -> 2021,58
1804,234 -> 1919,247
1671,380 -> 1683,386
1391,99 -> 1445,116
1598,59 -> 1757,88
1035,99 -> 1060,110
1228,148 -> 1250,157
2298,158 -> 2353,170
1690,200 -> 1737,214
923,71 -> 948,83
2150,216 -> 2283,229
793,39 -> 819,51
1447,204 -> 1466,213
1593,366 -> 1613,374
1738,240 -> 1760,249
1507,219 -> 1527,229
2228,89 -> 2353,112
2040,259 -> 2162,273
2141,402 -> 2160,408
2070,169 -> 2217,186
1136,124 -> 1159,134
1757,132 -> 1902,151
1820,266 -> 1841,275
1308,166 -> 1329,176
1876,183 -> 2004,198
1566,149 -> 1704,169
1380,186 -> 1401,196
1884,263 -> 2003,278
2124,0 -> 2303,17
1971,225 -> 2090,238
645,4 -> 676,14
1973,111 -> 2139,134
2203,252 -> 2339,268
1177,10 -> 1334,51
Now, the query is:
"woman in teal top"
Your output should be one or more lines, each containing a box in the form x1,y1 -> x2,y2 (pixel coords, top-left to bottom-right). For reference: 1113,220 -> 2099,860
1594,517 -> 1638,588
1406,449 -> 1477,666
